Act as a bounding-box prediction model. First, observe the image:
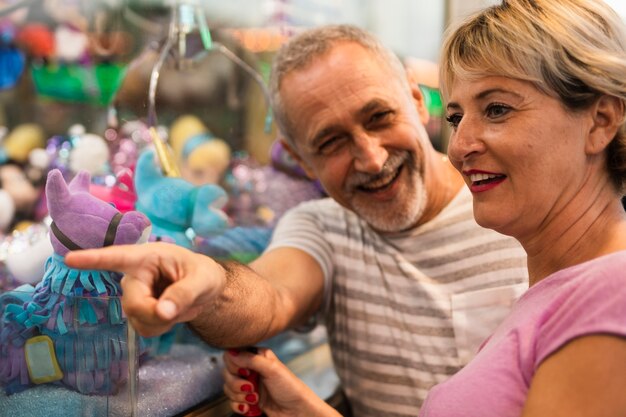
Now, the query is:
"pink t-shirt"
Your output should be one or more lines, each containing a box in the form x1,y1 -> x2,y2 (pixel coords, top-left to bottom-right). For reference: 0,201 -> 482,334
419,250 -> 626,417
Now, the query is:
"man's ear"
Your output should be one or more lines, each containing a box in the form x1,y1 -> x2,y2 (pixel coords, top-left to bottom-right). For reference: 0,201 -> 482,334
405,70 -> 430,126
586,95 -> 625,155
279,138 -> 318,180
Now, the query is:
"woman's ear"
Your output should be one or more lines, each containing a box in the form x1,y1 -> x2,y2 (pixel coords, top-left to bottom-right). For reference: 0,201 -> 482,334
586,95 -> 625,155
279,138 -> 317,180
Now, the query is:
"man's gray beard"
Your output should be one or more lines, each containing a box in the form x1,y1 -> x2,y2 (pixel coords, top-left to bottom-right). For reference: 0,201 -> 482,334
353,169 -> 428,233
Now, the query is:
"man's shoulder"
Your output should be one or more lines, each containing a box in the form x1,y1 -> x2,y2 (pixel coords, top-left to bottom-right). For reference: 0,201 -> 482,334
284,198 -> 352,219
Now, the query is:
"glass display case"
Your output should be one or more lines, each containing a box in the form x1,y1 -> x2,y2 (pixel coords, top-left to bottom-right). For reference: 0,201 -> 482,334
0,288 -> 334,416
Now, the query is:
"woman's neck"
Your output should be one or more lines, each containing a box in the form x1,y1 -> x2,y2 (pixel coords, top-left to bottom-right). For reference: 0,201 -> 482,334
523,198 -> 626,286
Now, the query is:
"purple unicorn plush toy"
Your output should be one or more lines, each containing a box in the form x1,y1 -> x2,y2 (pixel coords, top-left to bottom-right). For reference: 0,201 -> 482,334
0,169 -> 151,395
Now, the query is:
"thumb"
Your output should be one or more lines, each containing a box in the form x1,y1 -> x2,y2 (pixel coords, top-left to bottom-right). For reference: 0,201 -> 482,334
155,260 -> 225,322
155,298 -> 178,320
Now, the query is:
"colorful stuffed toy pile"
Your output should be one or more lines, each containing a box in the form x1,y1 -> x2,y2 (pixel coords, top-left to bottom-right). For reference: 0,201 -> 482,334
0,169 -> 150,395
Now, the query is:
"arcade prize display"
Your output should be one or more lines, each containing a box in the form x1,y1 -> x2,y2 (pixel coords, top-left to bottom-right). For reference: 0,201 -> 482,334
0,0 -> 337,415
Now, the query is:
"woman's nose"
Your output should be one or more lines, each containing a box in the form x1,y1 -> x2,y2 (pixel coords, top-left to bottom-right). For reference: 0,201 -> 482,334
447,116 -> 485,163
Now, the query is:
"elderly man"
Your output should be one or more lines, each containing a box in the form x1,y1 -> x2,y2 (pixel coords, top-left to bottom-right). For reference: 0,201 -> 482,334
67,25 -> 527,416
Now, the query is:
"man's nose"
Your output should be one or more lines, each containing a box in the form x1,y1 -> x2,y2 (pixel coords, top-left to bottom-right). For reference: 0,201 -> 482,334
352,134 -> 388,173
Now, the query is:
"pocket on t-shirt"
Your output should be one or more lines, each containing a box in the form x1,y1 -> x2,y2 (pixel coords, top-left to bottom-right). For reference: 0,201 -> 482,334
451,283 -> 527,365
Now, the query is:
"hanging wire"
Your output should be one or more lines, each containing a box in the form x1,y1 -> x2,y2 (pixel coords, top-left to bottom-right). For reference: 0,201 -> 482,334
143,0 -> 275,176
146,4 -> 180,177
146,0 -> 274,135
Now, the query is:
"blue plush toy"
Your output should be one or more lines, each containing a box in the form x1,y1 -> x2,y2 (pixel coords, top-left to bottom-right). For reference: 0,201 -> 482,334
134,148 -> 229,248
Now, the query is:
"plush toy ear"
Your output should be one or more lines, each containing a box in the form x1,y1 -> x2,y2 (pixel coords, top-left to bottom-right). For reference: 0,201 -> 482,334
134,148 -> 163,193
45,169 -> 70,217
68,170 -> 91,193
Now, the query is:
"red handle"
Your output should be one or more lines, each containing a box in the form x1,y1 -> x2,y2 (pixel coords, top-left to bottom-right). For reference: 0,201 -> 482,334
243,347 -> 261,416
243,369 -> 262,416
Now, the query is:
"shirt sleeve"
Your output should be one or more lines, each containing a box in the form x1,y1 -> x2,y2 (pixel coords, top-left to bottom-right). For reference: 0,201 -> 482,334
265,201 -> 334,325
535,263 -> 626,368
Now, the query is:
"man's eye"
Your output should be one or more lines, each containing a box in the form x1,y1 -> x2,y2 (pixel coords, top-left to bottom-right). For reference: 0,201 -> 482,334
371,111 -> 391,122
318,136 -> 343,153
445,113 -> 462,129
486,103 -> 511,119
367,111 -> 393,127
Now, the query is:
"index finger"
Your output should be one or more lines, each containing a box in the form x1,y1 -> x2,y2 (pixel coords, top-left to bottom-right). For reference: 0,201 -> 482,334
65,244 -> 153,276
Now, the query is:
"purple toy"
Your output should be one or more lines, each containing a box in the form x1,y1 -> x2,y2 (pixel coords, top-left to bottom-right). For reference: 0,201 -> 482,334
0,169 -> 151,395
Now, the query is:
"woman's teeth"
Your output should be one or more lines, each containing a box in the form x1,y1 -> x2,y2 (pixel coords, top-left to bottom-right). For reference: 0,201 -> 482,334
469,173 -> 501,184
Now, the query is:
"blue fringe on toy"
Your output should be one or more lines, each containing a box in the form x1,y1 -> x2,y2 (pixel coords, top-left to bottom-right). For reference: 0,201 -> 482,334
19,254 -> 124,335
0,254 -> 128,395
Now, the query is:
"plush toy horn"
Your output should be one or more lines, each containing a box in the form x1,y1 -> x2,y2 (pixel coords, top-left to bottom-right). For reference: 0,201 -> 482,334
45,170 -> 70,218
67,170 -> 90,193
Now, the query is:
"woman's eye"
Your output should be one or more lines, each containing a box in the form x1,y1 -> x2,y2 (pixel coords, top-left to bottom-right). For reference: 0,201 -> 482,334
445,113 -> 462,129
486,103 -> 511,119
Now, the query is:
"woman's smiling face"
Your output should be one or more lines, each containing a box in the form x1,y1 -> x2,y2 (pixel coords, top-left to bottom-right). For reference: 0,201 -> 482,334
445,75 -> 593,239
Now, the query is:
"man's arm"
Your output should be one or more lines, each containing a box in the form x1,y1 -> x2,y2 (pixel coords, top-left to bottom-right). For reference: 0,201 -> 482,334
190,247 -> 326,347
65,242 -> 326,347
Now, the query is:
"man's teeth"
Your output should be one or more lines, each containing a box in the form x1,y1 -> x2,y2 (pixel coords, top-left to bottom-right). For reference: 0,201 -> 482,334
361,169 -> 399,190
470,173 -> 499,183
362,178 -> 391,189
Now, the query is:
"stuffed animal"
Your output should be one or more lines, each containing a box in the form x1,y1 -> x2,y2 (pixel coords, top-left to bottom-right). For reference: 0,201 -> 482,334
3,223 -> 53,285
0,169 -> 151,395
67,125 -> 111,176
134,148 -> 228,248
0,189 -> 14,231
169,115 -> 232,185
89,168 -> 137,213
0,123 -> 46,164
0,163 -> 45,232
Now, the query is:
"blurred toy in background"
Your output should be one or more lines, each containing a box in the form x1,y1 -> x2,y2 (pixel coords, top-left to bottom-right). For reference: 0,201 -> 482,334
223,140 -> 325,228
1,223 -> 53,286
0,164 -> 43,232
45,124 -> 110,178
0,169 -> 151,395
198,139 -> 325,263
0,123 -> 45,164
89,168 -> 137,213
256,140 -> 326,225
0,123 -> 48,232
134,148 -> 228,248
0,188 -> 13,231
105,119 -> 152,175
14,23 -> 54,62
54,24 -> 89,64
67,124 -> 110,176
169,114 -> 232,185
0,6 -> 26,91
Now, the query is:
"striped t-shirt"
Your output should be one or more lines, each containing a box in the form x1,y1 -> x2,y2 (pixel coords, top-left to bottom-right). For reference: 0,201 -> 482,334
267,187 -> 528,417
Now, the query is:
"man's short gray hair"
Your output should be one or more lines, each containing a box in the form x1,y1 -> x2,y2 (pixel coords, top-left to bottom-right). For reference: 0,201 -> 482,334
269,24 -> 409,146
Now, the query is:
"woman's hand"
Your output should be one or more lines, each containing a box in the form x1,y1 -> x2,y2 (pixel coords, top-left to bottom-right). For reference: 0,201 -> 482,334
223,348 -> 342,417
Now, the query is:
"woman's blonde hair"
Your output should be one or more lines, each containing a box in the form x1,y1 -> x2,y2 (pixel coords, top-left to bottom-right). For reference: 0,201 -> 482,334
440,0 -> 626,191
